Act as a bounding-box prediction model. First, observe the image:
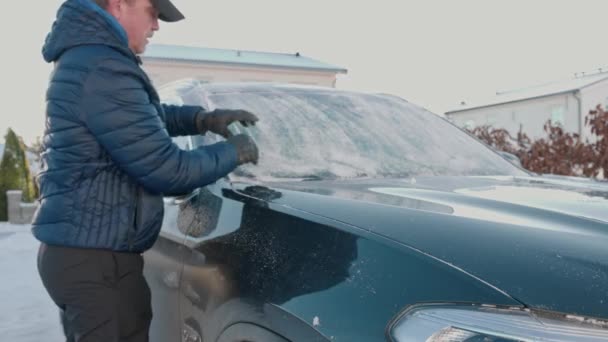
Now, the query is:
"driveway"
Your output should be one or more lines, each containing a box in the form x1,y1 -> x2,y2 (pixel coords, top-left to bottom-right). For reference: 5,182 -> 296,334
0,222 -> 64,341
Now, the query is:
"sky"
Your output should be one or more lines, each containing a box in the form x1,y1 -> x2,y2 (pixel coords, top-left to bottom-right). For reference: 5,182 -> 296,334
2,0 -> 608,144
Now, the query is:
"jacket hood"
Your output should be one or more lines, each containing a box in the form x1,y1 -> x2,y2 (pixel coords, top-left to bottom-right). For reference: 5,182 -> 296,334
42,0 -> 132,63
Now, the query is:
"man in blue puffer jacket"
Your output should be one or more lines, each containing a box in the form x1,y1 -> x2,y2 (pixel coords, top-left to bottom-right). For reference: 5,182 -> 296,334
33,0 -> 259,340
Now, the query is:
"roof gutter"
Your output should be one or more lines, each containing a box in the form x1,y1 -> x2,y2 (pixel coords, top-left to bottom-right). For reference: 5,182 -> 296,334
446,90 -> 576,115
142,56 -> 348,74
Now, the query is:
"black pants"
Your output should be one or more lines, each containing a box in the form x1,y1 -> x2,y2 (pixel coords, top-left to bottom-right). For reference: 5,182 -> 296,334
37,243 -> 152,342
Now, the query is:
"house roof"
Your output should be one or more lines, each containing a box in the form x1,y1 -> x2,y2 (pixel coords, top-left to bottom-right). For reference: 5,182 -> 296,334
142,44 -> 348,74
446,71 -> 608,114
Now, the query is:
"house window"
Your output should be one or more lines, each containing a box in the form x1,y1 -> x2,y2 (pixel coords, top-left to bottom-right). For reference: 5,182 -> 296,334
551,105 -> 565,126
486,113 -> 498,126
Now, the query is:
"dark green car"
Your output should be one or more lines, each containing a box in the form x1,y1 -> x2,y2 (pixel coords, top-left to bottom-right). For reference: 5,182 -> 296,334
144,81 -> 608,342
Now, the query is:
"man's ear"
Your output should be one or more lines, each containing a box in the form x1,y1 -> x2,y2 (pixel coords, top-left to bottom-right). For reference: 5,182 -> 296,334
105,0 -> 123,20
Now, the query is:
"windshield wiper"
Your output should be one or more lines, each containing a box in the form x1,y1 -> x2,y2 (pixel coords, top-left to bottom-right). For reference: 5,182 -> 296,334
269,171 -> 338,181
300,174 -> 325,181
231,169 -> 256,179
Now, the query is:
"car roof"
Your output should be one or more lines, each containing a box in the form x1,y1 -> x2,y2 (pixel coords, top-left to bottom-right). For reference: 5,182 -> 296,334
161,79 -> 359,96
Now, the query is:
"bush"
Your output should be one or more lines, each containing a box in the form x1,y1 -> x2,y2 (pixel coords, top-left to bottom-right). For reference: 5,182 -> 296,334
0,128 -> 36,220
467,105 -> 607,179
587,105 -> 608,175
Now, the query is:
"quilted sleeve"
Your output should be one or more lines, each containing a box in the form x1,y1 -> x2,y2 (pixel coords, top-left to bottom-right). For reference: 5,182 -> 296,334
162,103 -> 203,137
80,57 -> 238,194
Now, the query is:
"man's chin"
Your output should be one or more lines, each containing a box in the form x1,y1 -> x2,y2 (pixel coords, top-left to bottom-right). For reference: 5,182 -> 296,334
135,44 -> 148,55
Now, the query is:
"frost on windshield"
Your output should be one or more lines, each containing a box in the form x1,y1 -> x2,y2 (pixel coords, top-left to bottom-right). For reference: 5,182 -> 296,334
160,79 -> 525,181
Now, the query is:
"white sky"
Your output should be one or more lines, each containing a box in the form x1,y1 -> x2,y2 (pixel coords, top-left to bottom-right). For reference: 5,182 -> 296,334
2,0 -> 608,144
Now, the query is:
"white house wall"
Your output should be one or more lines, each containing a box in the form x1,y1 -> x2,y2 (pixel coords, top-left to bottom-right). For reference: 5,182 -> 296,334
142,60 -> 338,88
448,93 -> 580,140
579,81 -> 608,141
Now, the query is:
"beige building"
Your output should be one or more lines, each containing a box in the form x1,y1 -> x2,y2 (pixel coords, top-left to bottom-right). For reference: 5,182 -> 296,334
141,44 -> 347,88
445,71 -> 608,141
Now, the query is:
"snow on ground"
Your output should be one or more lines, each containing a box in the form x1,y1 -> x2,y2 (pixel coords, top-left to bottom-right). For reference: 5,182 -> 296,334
0,222 -> 64,341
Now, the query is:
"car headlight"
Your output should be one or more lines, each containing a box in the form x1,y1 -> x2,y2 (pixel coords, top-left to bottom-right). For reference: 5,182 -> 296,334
388,304 -> 608,341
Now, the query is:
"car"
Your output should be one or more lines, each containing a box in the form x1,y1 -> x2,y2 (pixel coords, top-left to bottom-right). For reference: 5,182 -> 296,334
143,80 -> 608,342
497,150 -> 523,167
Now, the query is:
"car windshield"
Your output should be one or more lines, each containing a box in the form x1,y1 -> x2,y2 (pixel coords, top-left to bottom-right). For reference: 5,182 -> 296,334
160,80 -> 528,181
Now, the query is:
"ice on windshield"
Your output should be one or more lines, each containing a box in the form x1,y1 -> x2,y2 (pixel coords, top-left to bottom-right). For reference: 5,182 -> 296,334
160,80 -> 527,181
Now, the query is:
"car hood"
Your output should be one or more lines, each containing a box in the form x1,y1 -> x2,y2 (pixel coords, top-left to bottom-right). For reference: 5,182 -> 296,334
237,175 -> 608,318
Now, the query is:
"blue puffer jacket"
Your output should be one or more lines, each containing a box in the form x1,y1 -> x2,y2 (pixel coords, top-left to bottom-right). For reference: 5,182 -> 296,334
32,0 -> 238,252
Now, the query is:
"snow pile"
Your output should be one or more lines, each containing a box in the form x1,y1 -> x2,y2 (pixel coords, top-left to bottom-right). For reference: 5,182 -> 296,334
0,222 -> 63,341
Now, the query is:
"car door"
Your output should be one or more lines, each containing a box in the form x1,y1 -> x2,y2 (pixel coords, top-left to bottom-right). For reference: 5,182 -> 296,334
175,175 -> 357,342
176,164 -> 251,342
144,135 -> 197,342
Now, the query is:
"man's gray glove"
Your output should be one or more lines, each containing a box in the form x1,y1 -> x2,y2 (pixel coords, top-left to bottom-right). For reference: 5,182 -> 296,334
196,109 -> 258,138
226,134 -> 259,165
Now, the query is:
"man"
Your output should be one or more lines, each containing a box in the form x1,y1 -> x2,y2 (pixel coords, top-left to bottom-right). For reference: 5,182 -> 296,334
33,0 -> 259,340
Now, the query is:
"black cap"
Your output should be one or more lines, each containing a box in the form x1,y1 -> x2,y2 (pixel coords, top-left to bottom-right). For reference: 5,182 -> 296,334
151,0 -> 185,22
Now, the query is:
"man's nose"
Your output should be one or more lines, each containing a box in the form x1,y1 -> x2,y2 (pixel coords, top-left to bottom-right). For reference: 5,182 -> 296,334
152,17 -> 159,31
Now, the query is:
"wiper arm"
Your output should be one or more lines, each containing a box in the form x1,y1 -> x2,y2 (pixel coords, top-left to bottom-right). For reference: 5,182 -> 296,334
300,174 -> 325,181
271,171 -> 338,181
230,168 -> 256,179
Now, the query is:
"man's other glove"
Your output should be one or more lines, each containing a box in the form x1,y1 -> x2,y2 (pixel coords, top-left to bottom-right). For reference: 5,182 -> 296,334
196,109 -> 258,138
226,134 -> 259,165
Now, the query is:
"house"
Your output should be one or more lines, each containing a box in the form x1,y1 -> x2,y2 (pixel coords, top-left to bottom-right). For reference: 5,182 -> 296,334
445,71 -> 608,141
141,44 -> 347,88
